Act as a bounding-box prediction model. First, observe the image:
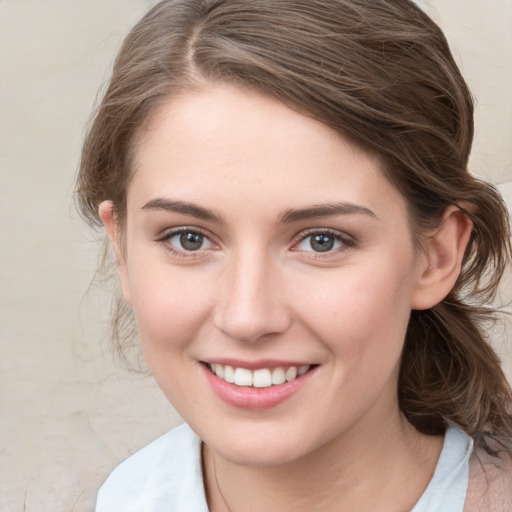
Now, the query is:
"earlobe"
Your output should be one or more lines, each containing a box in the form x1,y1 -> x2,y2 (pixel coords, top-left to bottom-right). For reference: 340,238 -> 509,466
98,201 -> 133,306
411,206 -> 473,310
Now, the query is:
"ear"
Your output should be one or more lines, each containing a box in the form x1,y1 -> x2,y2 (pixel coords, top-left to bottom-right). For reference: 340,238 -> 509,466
411,206 -> 473,310
98,201 -> 132,306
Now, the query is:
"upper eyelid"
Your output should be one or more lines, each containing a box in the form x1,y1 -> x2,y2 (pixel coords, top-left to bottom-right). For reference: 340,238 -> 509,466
156,226 -> 212,241
293,227 -> 354,243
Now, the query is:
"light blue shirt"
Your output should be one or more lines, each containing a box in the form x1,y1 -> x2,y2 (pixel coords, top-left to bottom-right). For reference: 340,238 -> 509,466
411,426 -> 473,512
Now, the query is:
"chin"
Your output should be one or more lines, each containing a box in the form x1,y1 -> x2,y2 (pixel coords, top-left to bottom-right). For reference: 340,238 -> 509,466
196,417 -> 323,468
215,437 -> 308,468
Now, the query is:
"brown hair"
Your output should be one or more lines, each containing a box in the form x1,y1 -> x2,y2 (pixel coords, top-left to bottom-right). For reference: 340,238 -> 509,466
76,0 -> 512,455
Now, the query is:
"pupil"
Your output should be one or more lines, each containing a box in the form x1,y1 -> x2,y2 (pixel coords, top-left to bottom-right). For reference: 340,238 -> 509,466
180,232 -> 203,251
310,234 -> 334,252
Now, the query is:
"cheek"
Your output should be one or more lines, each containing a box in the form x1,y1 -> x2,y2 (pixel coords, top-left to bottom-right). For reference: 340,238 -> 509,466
297,259 -> 416,364
127,261 -> 214,354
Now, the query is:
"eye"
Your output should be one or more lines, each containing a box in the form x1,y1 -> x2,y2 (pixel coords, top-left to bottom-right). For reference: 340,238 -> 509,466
294,230 -> 354,254
157,228 -> 215,254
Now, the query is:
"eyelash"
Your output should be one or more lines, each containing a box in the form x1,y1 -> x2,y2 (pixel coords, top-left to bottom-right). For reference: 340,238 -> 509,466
155,227 -> 216,259
155,227 -> 356,258
291,229 -> 356,256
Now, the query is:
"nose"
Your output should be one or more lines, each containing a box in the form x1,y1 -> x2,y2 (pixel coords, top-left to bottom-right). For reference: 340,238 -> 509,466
213,251 -> 292,343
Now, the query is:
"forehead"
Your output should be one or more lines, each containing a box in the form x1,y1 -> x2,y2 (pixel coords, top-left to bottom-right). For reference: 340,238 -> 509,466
128,84 -> 407,221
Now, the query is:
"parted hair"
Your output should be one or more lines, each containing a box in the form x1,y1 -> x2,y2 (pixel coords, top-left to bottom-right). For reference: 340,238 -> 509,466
76,0 -> 512,455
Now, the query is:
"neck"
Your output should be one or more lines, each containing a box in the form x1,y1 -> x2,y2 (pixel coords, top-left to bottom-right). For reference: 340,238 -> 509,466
203,407 -> 443,512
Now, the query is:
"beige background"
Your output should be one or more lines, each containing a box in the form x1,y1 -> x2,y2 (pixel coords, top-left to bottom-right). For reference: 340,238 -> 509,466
0,1 -> 511,511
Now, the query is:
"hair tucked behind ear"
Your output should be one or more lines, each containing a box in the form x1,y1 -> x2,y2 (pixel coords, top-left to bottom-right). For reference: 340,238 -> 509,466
399,175 -> 512,454
76,0 -> 512,456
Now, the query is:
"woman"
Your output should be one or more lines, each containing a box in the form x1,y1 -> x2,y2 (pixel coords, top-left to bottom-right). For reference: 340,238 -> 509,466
76,0 -> 512,510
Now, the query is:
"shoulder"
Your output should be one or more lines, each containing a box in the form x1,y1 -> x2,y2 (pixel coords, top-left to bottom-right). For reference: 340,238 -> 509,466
101,422 -> 197,484
465,447 -> 512,512
95,423 -> 208,512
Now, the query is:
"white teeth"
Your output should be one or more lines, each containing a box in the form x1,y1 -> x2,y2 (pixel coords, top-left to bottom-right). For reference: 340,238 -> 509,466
210,363 -> 311,387
234,368 -> 253,386
253,369 -> 272,388
271,367 -> 286,385
298,365 -> 309,376
285,367 -> 298,382
224,365 -> 235,383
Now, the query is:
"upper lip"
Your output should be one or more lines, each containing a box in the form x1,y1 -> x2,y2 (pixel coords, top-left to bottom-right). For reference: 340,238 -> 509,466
201,358 -> 316,370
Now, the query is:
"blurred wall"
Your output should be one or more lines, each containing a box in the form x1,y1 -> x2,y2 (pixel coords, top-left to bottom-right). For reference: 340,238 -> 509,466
0,1 -> 510,511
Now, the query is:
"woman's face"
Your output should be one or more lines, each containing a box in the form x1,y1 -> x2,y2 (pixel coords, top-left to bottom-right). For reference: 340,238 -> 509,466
114,84 -> 428,466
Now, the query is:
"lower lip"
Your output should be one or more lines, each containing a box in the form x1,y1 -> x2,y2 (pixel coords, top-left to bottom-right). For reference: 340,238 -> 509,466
201,364 -> 316,410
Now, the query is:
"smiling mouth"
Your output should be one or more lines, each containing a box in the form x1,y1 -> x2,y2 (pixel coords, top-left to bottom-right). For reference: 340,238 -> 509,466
206,363 -> 313,388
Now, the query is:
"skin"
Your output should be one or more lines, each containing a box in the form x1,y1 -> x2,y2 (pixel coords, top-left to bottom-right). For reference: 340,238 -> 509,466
100,83 -> 475,511
466,450 -> 512,512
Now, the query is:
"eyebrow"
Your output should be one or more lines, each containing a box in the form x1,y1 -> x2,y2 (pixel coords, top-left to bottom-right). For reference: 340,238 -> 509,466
141,198 -> 377,224
141,198 -> 224,222
279,202 -> 378,223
